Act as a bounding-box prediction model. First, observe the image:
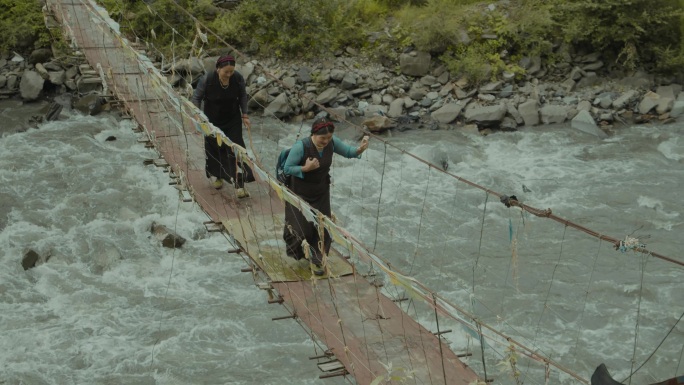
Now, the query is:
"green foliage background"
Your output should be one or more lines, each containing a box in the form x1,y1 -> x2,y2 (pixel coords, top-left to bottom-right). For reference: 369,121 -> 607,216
3,0 -> 684,79
0,0 -> 52,52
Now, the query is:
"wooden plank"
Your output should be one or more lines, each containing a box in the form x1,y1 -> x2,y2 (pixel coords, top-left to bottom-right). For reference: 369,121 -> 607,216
318,360 -> 345,372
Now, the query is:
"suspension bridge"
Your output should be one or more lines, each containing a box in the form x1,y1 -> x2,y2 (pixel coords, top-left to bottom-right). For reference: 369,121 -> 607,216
44,1 -> 683,384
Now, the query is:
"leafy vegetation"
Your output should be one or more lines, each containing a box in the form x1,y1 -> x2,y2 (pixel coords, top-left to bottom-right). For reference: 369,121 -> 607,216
207,0 -> 388,58
0,0 -> 52,53
3,0 -> 684,81
549,0 -> 683,70
96,0 -> 209,59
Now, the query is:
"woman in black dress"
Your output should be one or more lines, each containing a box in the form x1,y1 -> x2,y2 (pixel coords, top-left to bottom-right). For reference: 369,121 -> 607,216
283,116 -> 369,275
191,54 -> 253,198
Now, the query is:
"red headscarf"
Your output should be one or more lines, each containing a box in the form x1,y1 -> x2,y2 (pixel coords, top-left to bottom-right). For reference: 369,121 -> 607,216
311,120 -> 334,134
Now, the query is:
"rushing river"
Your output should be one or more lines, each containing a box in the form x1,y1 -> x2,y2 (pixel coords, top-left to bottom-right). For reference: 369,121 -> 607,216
1,98 -> 682,385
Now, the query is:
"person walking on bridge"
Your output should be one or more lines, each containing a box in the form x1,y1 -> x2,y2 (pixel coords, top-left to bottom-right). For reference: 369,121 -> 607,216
283,116 -> 369,276
191,54 -> 253,198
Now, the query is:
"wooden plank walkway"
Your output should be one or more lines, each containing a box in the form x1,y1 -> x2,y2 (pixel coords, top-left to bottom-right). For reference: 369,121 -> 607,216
45,1 -> 482,383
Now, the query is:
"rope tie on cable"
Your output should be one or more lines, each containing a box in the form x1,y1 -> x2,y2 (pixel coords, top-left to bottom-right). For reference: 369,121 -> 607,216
500,194 -> 553,217
617,236 -> 646,253
500,195 -> 518,208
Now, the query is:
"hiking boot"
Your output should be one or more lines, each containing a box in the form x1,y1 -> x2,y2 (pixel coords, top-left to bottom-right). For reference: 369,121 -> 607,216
312,264 -> 325,276
211,178 -> 223,189
236,188 -> 250,199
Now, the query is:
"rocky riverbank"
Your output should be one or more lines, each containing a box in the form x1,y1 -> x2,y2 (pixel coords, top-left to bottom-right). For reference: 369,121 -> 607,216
226,49 -> 684,139
0,48 -> 108,130
4,44 -> 684,139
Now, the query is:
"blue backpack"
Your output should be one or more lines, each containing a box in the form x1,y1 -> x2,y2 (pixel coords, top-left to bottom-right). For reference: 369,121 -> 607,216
276,139 -> 307,187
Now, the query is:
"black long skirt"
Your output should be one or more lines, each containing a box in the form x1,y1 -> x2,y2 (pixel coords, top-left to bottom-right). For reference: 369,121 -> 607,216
283,187 -> 331,266
204,135 -> 254,188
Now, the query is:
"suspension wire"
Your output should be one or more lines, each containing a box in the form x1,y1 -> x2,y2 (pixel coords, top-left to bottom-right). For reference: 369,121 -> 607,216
389,154 -> 406,272
572,238 -> 604,356
321,265 -> 354,380
477,321 -> 489,381
472,192 -> 489,293
349,244 -> 377,382
621,309 -> 684,383
372,141 -> 388,252
533,225 -> 568,345
628,253 -> 648,385
432,293 -> 449,385
408,165 -> 431,276
380,148 -> 412,316
677,338 -> 684,377
500,208 -> 520,316
409,293 -> 436,385
372,281 -> 393,366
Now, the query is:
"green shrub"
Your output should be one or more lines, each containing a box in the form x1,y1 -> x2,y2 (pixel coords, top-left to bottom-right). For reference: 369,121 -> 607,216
209,0 -> 323,58
208,0 -> 383,58
440,45 -> 491,85
0,0 -> 51,53
95,0 -> 210,60
550,0 -> 683,69
374,0 -> 427,8
397,0 -> 555,81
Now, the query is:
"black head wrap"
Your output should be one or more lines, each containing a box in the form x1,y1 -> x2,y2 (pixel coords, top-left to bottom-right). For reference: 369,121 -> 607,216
216,55 -> 236,68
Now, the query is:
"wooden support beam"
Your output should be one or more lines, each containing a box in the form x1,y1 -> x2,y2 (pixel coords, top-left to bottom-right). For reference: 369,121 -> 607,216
308,351 -> 333,360
203,221 -> 224,233
319,369 -> 348,379
256,283 -> 273,290
272,314 -> 296,321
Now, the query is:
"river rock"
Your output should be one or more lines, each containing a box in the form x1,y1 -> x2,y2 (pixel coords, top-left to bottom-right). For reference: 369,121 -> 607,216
19,70 -> 44,101
572,110 -> 607,139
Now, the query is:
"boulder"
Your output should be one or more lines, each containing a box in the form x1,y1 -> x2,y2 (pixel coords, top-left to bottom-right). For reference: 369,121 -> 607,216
518,99 -> 540,126
572,110 -> 607,139
362,115 -> 394,132
19,70 -> 44,101
399,51 -> 431,77
263,93 -> 293,119
431,101 -> 466,124
540,105 -> 568,124
151,222 -> 186,249
464,103 -> 507,127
